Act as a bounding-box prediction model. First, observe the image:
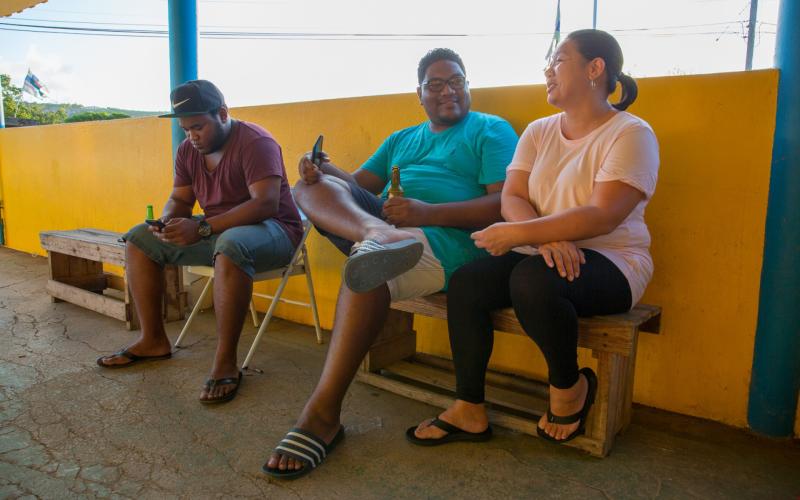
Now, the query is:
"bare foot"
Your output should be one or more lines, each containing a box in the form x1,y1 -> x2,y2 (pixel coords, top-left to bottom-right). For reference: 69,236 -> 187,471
537,373 -> 588,440
97,338 -> 172,367
361,226 -> 418,247
413,400 -> 489,440
265,407 -> 341,472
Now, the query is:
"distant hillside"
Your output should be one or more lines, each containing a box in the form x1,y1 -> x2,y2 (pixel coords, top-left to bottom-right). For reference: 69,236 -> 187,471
41,103 -> 164,118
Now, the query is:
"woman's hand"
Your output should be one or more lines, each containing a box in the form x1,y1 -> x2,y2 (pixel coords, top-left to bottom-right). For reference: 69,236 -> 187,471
538,241 -> 585,281
471,222 -> 520,256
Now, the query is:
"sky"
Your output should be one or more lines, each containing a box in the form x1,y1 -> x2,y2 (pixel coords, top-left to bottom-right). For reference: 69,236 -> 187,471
0,0 -> 781,112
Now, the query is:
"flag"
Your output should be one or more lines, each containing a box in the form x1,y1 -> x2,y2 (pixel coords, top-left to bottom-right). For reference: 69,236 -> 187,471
22,69 -> 48,98
545,0 -> 561,62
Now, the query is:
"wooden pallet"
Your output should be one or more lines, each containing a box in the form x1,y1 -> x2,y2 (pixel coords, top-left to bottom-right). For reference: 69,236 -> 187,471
40,228 -> 186,330
356,293 -> 661,457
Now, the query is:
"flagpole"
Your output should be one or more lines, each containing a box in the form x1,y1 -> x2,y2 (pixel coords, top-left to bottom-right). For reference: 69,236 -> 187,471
593,0 -> 598,29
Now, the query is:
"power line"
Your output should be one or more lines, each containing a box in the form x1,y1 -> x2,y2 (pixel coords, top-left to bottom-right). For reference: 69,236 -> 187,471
0,20 -> 778,41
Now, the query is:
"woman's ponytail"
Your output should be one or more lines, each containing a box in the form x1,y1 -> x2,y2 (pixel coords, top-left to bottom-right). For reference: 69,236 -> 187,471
613,73 -> 638,111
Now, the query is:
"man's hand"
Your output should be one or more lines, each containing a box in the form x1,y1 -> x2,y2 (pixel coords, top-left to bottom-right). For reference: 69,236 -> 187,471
471,222 -> 520,256
158,217 -> 202,246
298,152 -> 330,185
538,241 -> 585,281
382,197 -> 432,227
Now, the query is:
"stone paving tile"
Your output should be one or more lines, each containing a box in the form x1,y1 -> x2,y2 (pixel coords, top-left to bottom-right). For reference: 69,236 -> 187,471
1,247 -> 799,499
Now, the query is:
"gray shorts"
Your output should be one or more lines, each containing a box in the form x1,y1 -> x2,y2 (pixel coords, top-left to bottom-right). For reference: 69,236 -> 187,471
123,218 -> 296,278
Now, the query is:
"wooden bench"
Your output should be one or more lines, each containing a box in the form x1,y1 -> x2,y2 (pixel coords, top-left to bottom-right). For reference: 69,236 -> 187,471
39,228 -> 186,330
356,293 -> 661,457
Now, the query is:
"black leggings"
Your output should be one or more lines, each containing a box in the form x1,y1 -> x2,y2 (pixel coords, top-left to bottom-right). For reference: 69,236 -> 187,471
448,250 -> 632,403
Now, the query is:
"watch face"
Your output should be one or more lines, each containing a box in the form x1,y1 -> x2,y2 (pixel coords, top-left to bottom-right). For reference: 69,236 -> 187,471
198,221 -> 212,237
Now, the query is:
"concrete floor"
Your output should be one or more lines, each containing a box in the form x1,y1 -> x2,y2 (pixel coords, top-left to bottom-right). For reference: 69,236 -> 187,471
0,246 -> 798,500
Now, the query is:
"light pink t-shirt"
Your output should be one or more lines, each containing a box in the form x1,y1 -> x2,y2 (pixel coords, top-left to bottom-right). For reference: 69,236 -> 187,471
507,111 -> 660,305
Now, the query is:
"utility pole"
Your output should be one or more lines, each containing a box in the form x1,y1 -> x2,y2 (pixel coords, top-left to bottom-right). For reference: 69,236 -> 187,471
745,0 -> 759,70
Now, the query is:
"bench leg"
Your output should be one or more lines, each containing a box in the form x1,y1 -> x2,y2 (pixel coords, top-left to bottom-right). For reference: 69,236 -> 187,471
361,309 -> 416,373
48,252 -> 105,303
162,265 -> 186,322
618,331 -> 640,434
583,325 -> 639,456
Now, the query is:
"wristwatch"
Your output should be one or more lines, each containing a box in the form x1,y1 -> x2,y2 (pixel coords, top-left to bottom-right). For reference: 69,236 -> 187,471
197,218 -> 213,239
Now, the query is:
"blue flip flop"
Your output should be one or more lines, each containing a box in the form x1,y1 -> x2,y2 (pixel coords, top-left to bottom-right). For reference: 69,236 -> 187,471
343,238 -> 424,293
262,426 -> 345,480
537,367 -> 598,444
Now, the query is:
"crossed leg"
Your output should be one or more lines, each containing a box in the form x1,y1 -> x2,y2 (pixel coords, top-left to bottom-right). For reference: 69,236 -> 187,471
293,175 -> 414,248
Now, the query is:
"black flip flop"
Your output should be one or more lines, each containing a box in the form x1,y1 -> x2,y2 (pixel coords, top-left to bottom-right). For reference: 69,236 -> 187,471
405,417 -> 493,446
96,349 -> 172,369
536,367 -> 598,444
343,238 -> 424,293
199,371 -> 243,405
262,426 -> 345,480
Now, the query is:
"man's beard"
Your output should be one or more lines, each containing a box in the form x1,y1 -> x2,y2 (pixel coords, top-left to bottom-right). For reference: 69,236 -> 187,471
204,121 -> 227,154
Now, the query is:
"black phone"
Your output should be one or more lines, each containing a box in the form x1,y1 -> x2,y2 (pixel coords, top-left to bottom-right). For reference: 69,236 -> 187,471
145,219 -> 165,230
311,134 -> 324,166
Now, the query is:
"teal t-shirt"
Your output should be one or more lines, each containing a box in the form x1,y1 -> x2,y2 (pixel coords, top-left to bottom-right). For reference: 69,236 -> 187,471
360,111 -> 518,288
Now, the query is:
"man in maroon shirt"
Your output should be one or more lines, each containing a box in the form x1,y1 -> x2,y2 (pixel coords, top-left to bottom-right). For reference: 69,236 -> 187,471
97,80 -> 302,404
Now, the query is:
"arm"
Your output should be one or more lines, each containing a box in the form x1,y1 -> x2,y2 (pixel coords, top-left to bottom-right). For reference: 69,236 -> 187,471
161,185 -> 195,221
159,177 -> 281,246
205,176 -> 281,232
382,181 -> 504,229
472,180 -> 645,255
298,152 -> 386,194
501,169 -> 539,222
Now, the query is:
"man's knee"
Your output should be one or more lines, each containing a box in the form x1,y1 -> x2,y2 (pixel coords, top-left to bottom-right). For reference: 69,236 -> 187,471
214,234 -> 248,264
294,176 -> 351,209
125,223 -> 154,244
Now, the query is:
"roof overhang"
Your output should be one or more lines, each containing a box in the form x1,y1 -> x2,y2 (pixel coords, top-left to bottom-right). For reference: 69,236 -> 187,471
1,0 -> 48,17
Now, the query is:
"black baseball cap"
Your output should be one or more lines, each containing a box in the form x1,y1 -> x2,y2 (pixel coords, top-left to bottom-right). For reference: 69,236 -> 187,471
159,79 -> 226,118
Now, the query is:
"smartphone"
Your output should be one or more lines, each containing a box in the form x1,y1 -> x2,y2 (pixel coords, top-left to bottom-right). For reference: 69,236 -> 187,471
145,219 -> 165,230
311,135 -> 324,166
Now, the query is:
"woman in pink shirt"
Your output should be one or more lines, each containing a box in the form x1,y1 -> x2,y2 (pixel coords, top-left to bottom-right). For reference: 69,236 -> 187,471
408,30 -> 659,445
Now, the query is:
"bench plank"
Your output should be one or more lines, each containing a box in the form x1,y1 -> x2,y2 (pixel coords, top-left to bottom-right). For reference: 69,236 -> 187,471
46,280 -> 127,320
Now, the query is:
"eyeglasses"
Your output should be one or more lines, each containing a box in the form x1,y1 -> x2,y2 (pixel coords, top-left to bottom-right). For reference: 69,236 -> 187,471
421,75 -> 468,93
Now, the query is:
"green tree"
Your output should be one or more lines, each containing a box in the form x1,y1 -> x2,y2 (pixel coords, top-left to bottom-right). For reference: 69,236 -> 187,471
1,74 -> 67,125
65,111 -> 130,123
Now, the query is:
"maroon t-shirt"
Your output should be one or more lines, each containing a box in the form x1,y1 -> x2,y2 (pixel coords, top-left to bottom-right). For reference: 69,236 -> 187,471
173,120 -> 303,247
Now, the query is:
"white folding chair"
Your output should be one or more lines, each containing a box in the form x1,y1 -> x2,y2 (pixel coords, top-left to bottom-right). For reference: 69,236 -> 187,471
173,214 -> 323,370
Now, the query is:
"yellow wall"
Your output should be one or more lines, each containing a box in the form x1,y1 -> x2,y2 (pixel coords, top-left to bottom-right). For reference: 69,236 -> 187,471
2,69 -> 795,433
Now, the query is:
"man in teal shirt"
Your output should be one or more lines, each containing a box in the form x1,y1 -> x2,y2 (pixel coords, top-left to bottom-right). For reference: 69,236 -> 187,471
263,48 -> 518,479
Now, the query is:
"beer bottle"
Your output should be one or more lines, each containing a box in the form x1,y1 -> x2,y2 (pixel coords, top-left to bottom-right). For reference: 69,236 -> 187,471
387,166 -> 404,198
146,204 -> 154,220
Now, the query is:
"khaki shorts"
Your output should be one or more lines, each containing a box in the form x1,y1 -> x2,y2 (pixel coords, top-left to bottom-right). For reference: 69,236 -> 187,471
386,228 -> 445,301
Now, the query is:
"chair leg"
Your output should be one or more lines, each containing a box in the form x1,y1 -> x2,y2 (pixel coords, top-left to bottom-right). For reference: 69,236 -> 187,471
242,271 -> 293,370
174,276 -> 213,348
249,300 -> 259,327
302,247 -> 323,344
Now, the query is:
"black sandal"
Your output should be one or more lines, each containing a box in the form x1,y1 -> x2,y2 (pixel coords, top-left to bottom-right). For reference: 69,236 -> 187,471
199,371 -> 243,404
537,367 -> 598,444
405,418 -> 492,446
262,426 -> 345,480
96,349 -> 172,369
